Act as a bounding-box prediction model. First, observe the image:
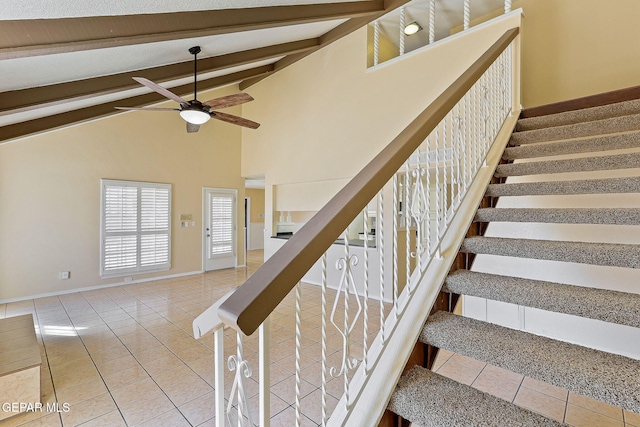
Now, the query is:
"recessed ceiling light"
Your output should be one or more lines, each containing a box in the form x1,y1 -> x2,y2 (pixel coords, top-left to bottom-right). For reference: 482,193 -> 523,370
404,22 -> 422,36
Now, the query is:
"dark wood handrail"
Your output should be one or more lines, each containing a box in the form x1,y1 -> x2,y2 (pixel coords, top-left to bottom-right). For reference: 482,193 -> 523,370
218,27 -> 520,336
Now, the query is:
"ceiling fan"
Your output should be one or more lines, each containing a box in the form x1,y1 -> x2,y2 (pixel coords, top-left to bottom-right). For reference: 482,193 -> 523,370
116,46 -> 260,133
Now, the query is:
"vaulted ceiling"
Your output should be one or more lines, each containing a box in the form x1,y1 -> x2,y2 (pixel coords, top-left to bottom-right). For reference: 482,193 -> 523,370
0,0 -> 410,143
0,0 -> 508,144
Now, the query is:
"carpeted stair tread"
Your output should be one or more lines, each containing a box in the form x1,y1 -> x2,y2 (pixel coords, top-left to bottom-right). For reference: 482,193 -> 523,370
460,236 -> 640,269
516,99 -> 640,132
495,152 -> 640,177
444,270 -> 640,328
474,207 -> 640,225
503,131 -> 640,160
486,176 -> 640,197
510,113 -> 640,146
388,366 -> 565,427
420,312 -> 640,412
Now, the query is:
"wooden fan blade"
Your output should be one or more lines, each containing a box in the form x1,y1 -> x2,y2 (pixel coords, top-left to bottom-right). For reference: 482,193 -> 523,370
133,77 -> 188,105
203,93 -> 254,110
115,107 -> 179,111
211,111 -> 260,129
186,122 -> 200,133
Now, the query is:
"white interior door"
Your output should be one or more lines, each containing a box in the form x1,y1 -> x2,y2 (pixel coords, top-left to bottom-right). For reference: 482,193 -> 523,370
203,188 -> 237,271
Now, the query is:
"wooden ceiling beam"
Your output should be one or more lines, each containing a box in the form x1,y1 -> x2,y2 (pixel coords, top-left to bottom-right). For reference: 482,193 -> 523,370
0,1 -> 384,59
239,0 -> 410,90
0,39 -> 319,115
0,65 -> 273,144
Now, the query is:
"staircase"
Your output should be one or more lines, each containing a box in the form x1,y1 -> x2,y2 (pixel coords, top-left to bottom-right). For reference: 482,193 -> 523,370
388,97 -> 640,425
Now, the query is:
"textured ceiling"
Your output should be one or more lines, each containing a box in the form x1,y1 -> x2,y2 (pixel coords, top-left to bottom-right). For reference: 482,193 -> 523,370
0,20 -> 345,92
0,0 -> 359,19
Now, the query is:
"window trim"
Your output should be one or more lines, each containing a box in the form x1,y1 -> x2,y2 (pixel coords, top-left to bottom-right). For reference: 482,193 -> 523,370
100,179 -> 172,278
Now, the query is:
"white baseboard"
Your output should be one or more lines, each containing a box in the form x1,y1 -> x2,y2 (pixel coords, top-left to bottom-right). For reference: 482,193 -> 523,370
0,270 -> 204,304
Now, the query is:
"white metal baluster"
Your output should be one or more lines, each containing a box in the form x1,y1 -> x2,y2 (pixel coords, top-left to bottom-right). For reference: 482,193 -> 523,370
214,329 -> 225,427
343,231 -> 351,407
295,281 -> 302,427
504,49 -> 510,116
259,319 -> 270,427
442,119 -> 448,227
429,0 -> 436,44
505,0 -> 512,14
399,7 -> 406,56
492,62 -> 497,137
321,254 -> 328,426
509,44 -> 514,114
237,333 -> 245,427
404,161 -> 411,292
412,146 -> 423,273
496,60 -> 500,133
449,109 -> 459,209
378,190 -> 385,342
392,174 -> 399,318
373,21 -> 380,66
508,46 -> 513,113
425,137 -> 431,259
456,104 -> 462,206
463,92 -> 469,191
500,53 -> 504,119
463,0 -> 470,31
434,124 -> 441,257
482,74 -> 489,164
362,210 -> 369,373
496,59 -> 500,134
472,83 -> 477,175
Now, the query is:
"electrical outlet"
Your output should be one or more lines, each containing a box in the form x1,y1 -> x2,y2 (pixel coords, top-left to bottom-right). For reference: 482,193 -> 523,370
59,271 -> 70,280
124,277 -> 133,282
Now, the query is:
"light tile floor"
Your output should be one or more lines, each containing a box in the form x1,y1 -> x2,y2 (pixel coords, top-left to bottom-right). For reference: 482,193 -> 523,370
432,349 -> 640,427
0,250 -> 638,426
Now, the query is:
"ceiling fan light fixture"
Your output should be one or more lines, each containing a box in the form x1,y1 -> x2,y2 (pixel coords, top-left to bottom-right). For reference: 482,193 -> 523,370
404,22 -> 422,36
180,109 -> 210,125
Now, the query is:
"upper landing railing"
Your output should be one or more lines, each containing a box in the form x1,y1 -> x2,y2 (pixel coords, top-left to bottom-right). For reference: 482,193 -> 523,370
196,16 -> 521,427
372,0 -> 514,66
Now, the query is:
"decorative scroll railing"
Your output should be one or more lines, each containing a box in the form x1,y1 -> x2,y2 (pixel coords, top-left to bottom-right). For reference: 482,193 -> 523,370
372,0 -> 514,67
195,24 -> 519,427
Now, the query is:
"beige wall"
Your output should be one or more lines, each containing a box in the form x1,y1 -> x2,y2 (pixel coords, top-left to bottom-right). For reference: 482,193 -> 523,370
366,23 -> 400,67
517,0 -> 640,107
451,1 -> 640,107
242,13 -> 522,239
245,188 -> 265,223
0,86 -> 245,301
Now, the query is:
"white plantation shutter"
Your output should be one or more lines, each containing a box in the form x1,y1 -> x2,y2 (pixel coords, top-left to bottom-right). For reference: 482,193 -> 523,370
101,180 -> 171,277
210,193 -> 235,257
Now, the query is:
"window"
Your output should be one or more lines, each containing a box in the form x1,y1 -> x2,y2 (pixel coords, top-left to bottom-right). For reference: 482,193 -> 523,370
209,192 -> 235,257
100,179 -> 171,277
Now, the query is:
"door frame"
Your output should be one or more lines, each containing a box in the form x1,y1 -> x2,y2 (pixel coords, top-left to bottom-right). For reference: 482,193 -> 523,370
202,187 -> 238,272
244,196 -> 251,253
